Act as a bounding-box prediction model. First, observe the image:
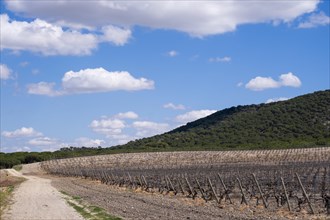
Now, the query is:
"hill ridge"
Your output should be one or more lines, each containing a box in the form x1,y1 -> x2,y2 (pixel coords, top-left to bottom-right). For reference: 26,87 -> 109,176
114,90 -> 330,151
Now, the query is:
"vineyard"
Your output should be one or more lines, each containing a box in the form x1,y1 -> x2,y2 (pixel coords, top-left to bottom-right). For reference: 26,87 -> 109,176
41,147 -> 330,216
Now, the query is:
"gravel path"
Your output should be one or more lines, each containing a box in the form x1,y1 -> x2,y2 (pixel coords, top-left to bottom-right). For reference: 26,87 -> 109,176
3,169 -> 84,220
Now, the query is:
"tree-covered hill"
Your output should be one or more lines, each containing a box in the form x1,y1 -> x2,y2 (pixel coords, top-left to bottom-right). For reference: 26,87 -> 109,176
114,90 -> 330,151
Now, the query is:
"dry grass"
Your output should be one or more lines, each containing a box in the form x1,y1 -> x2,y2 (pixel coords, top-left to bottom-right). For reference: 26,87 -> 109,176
0,170 -> 26,217
60,191 -> 122,220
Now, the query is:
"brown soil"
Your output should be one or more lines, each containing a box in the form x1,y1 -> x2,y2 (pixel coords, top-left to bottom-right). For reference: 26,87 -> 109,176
51,175 -> 327,220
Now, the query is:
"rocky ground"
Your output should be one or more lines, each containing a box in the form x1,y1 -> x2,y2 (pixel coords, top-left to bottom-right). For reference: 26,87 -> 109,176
51,175 -> 327,220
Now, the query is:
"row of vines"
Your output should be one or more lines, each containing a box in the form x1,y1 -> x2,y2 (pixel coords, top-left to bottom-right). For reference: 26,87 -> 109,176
41,148 -> 330,215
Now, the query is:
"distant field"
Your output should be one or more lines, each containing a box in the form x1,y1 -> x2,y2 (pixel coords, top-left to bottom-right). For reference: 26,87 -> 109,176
42,147 -> 330,170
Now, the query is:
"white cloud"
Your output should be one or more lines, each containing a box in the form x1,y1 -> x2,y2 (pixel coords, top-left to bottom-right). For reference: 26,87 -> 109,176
28,137 -> 57,146
2,127 -> 43,138
1,14 -> 132,56
27,82 -> 63,97
266,97 -> 290,104
176,110 -> 217,123
74,137 -> 105,147
90,112 -> 139,144
209,56 -> 231,63
100,25 -> 131,46
27,67 -> 154,96
245,76 -> 279,91
298,11 -> 330,28
0,63 -> 12,80
90,118 -> 125,136
245,72 -> 301,91
1,14 -> 98,56
115,111 -> 139,119
89,112 -> 173,143
166,50 -> 178,57
62,68 -> 154,94
133,121 -> 170,137
163,103 -> 186,110
279,72 -> 302,88
4,1 -> 319,37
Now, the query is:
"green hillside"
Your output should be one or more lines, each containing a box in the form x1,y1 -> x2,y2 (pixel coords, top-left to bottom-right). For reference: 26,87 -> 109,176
114,90 -> 330,151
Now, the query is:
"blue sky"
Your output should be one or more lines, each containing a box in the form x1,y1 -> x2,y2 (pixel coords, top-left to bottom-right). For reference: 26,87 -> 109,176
1,0 -> 329,152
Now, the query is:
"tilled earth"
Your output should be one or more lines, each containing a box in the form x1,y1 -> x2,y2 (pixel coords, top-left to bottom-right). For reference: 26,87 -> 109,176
50,175 -> 324,220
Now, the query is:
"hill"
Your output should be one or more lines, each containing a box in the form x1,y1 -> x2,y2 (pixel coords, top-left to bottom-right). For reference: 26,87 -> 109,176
114,90 -> 330,151
1,90 -> 329,169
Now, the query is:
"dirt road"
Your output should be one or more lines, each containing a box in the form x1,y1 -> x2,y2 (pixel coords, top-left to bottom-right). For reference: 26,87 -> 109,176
3,168 -> 84,220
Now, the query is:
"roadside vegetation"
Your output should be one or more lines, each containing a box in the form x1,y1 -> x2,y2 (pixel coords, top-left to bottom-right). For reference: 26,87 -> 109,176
12,165 -> 22,171
60,191 -> 121,220
0,170 -> 25,217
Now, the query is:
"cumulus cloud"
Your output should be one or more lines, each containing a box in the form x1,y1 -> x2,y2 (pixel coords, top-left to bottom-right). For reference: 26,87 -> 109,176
245,77 -> 279,91
27,67 -> 154,96
90,112 -> 171,144
132,121 -> 170,137
163,103 -> 186,110
2,127 -> 43,138
4,1 -> 319,37
279,72 -> 302,87
245,72 -> 301,91
266,97 -> 290,104
100,25 -> 131,45
90,118 -> 125,137
62,68 -> 154,93
0,63 -> 12,80
176,110 -> 217,124
298,11 -> 330,28
209,56 -> 231,63
27,82 -> 63,97
90,111 -> 140,144
0,14 -> 131,56
1,14 -> 98,56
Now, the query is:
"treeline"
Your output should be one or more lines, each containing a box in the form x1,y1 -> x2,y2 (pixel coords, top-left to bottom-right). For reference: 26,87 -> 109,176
0,146 -> 168,169
0,147 -> 112,169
